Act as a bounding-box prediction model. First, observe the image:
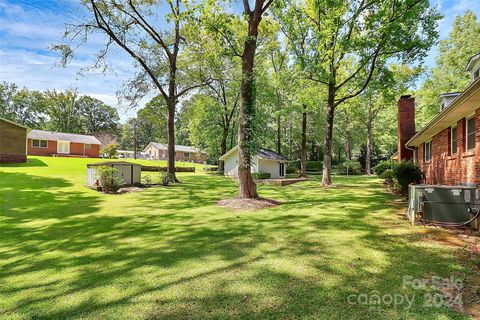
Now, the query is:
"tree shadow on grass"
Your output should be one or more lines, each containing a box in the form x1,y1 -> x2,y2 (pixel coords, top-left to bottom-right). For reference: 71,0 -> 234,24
0,157 -> 48,168
0,173 -> 472,319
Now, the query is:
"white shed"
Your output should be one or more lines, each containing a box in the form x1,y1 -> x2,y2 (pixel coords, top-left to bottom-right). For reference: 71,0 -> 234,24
86,161 -> 142,186
219,146 -> 287,179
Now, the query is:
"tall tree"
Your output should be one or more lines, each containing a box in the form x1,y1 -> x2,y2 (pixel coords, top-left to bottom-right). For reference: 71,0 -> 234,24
77,96 -> 119,135
276,0 -> 440,185
45,90 -> 83,133
417,11 -> 480,125
54,0 -> 211,181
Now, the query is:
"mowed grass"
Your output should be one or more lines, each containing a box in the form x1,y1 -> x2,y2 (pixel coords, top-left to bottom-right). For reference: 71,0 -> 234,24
0,156 -> 474,319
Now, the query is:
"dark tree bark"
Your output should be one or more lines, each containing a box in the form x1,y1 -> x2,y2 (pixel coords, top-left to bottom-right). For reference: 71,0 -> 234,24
276,114 -> 281,155
365,117 -> 373,175
322,83 -> 336,186
237,0 -> 273,198
300,104 -> 307,177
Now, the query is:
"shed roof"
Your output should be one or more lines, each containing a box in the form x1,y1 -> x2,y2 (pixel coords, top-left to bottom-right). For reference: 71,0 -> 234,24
219,146 -> 287,161
28,130 -> 101,145
146,142 -> 206,153
1,117 -> 30,130
87,161 -> 141,167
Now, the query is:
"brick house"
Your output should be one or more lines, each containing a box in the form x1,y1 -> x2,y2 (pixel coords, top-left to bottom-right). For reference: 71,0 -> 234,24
27,130 -> 101,158
397,52 -> 480,187
0,117 -> 29,163
144,142 -> 207,163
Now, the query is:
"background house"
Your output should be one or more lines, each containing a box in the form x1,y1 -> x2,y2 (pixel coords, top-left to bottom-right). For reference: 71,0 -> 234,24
27,130 -> 101,158
397,52 -> 479,187
220,146 -> 287,179
0,118 -> 29,163
144,142 -> 207,163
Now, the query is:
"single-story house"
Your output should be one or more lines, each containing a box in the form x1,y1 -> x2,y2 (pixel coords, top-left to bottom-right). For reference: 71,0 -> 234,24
397,52 -> 479,187
0,117 -> 29,163
144,142 -> 207,163
219,146 -> 287,179
27,129 -> 101,158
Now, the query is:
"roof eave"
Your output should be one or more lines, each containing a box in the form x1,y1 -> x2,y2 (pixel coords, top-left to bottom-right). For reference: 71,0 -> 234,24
406,77 -> 480,147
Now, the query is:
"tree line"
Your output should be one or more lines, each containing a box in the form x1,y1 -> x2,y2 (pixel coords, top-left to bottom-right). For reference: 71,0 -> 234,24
17,0 -> 480,198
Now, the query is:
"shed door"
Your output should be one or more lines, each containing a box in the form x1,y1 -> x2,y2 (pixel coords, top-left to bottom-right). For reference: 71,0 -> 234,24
279,162 -> 285,177
57,141 -> 70,154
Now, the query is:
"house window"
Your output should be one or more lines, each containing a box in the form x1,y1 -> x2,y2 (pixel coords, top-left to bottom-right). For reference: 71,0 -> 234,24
57,141 -> 70,154
451,126 -> 457,155
32,139 -> 48,148
424,140 -> 432,162
466,116 -> 476,151
85,144 -> 91,149
184,152 -> 190,158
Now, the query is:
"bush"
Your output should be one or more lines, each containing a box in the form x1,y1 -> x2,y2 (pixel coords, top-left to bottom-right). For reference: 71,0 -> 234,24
392,161 -> 423,194
380,169 -> 395,187
339,160 -> 362,175
100,143 -> 119,159
287,160 -> 300,174
96,165 -> 124,192
306,161 -> 323,172
373,160 -> 396,176
143,175 -> 152,185
252,172 -> 271,179
160,172 -> 176,186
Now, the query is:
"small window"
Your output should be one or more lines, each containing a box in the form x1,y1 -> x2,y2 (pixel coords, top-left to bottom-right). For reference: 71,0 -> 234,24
466,116 -> 476,151
424,140 -> 432,162
85,144 -> 91,149
32,139 -> 47,148
474,69 -> 480,80
451,126 -> 457,155
184,152 -> 190,158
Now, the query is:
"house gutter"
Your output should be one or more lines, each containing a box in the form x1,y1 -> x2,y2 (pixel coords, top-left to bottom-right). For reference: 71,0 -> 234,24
405,77 -> 480,148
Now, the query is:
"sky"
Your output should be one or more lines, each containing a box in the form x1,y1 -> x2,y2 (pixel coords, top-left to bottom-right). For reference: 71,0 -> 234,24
0,0 -> 479,122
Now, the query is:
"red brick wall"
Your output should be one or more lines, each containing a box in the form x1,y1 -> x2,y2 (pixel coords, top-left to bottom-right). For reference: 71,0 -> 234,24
397,96 -> 416,161
27,139 -> 57,156
27,139 -> 99,158
416,108 -> 480,186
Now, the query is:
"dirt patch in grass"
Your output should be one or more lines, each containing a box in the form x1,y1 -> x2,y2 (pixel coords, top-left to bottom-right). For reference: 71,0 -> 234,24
217,197 -> 281,211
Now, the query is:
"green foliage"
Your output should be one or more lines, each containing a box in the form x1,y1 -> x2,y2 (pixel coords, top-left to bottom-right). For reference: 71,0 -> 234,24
160,172 -> 176,186
392,161 -> 423,195
143,175 -> 152,185
287,160 -> 300,174
252,172 -> 271,179
101,143 -> 119,159
373,161 -> 397,177
306,161 -> 322,172
96,165 -> 124,193
339,160 -> 362,175
417,11 -> 480,126
380,169 -> 395,186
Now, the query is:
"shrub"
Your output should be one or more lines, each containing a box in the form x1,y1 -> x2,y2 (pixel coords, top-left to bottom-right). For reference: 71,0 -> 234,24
160,172 -> 176,186
306,161 -> 322,172
392,161 -> 423,194
96,165 -> 124,192
252,172 -> 271,179
100,143 -> 119,159
143,175 -> 152,185
339,160 -> 362,175
380,169 -> 395,187
373,160 -> 396,176
287,160 -> 300,174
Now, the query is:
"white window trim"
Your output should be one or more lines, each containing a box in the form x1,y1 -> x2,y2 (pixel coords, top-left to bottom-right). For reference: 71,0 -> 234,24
450,126 -> 457,155
32,139 -> 48,148
57,140 -> 70,154
424,140 -> 432,162
466,114 -> 476,151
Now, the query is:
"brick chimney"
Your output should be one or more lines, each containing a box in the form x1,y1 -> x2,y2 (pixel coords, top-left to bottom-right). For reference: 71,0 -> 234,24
397,95 -> 416,162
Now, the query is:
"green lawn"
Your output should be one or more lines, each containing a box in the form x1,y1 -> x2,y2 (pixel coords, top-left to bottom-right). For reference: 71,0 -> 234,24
0,156 -> 475,319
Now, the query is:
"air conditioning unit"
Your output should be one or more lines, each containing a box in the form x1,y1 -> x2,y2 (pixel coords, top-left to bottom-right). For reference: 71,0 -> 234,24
408,185 -> 480,229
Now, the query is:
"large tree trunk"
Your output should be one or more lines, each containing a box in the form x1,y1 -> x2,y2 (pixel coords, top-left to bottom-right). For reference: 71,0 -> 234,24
365,118 -> 373,175
167,98 -> 176,178
238,20 -> 259,199
300,105 -> 307,177
322,84 -> 336,186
